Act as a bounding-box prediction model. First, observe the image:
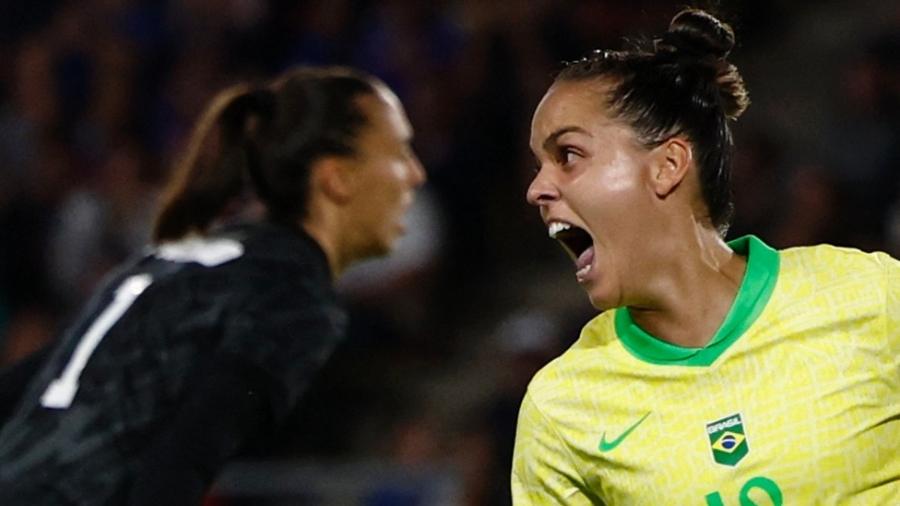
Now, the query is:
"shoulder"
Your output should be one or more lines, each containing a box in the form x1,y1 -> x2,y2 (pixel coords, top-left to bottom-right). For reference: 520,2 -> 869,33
199,223 -> 332,296
780,242 -> 886,272
220,223 -> 328,272
772,244 -> 899,326
525,311 -> 617,406
872,250 -> 900,273
778,243 -> 890,287
149,223 -> 338,320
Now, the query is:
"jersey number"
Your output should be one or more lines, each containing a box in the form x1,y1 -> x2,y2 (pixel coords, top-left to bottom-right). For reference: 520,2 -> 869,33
705,476 -> 783,506
40,236 -> 244,409
40,274 -> 153,409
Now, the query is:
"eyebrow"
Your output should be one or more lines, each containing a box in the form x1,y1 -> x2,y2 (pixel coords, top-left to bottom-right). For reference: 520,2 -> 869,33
542,126 -> 591,152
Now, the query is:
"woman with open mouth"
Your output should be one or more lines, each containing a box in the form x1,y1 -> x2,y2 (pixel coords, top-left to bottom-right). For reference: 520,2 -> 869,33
513,8 -> 899,505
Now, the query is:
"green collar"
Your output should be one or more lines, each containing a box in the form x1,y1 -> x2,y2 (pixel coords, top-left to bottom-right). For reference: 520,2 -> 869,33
613,235 -> 779,366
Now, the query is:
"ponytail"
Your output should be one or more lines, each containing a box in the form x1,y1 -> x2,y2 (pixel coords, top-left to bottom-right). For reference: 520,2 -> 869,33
153,66 -> 382,243
153,85 -> 275,243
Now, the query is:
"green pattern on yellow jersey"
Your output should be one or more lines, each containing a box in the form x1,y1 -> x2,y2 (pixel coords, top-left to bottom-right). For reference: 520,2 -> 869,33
512,236 -> 900,505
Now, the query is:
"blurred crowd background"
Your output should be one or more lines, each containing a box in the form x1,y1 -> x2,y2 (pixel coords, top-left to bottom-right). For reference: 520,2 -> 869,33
1,0 -> 899,504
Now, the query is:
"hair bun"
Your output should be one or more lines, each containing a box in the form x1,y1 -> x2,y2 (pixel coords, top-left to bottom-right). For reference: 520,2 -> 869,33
662,9 -> 735,60
658,9 -> 748,120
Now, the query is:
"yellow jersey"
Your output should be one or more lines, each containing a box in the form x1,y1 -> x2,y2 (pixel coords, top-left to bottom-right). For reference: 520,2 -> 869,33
512,236 -> 900,505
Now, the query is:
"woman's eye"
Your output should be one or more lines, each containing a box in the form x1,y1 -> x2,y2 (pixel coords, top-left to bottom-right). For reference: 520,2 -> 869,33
560,148 -> 578,165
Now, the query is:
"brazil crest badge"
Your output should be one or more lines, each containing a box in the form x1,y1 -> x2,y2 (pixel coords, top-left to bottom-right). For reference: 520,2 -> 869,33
706,413 -> 748,466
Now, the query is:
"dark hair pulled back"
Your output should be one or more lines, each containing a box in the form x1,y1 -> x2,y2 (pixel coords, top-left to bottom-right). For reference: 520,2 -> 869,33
557,9 -> 749,234
153,66 -> 382,243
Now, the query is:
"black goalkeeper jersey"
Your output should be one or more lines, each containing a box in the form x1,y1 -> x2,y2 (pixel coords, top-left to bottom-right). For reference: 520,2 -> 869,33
0,222 -> 346,505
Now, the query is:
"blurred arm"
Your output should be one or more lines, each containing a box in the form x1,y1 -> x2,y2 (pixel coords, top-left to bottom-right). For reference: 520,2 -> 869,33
127,357 -> 274,506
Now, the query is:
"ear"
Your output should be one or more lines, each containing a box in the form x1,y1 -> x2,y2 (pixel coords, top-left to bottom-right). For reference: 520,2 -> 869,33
649,137 -> 692,198
310,156 -> 355,204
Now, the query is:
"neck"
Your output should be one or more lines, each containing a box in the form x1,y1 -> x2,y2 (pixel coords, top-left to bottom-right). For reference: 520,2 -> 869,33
627,221 -> 747,348
300,219 -> 346,278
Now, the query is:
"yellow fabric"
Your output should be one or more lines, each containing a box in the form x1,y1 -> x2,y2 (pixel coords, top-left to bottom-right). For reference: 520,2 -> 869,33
512,244 -> 900,505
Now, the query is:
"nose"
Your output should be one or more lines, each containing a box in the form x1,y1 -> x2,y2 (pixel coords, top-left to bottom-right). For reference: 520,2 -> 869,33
407,153 -> 427,188
526,166 -> 559,206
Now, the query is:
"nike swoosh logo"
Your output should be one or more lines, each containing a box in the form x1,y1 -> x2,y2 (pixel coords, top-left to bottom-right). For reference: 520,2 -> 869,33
598,411 -> 651,452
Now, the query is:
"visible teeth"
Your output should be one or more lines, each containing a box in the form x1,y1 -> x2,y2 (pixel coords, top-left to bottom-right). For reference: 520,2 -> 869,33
548,222 -> 571,238
576,263 -> 592,280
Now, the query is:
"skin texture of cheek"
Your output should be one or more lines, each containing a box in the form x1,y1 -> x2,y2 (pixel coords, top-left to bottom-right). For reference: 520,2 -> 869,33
570,153 -> 648,237
571,159 -> 654,310
373,178 -> 411,253
592,149 -> 644,192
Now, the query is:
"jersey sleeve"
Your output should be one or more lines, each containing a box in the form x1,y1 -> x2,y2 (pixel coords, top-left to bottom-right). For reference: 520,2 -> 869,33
217,263 -> 346,426
512,391 -> 599,506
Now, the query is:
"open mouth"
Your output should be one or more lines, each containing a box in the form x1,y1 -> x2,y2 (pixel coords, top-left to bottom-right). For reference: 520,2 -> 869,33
548,221 -> 595,279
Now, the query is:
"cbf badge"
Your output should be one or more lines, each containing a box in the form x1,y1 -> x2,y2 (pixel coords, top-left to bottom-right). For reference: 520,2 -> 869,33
706,413 -> 749,466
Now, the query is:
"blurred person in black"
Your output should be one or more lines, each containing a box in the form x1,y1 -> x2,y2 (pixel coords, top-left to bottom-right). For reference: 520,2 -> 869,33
0,65 -> 426,505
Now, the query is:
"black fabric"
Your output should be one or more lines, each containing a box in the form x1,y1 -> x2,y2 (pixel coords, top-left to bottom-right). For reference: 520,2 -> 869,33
127,357 -> 272,506
0,222 -> 346,505
0,346 -> 51,429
